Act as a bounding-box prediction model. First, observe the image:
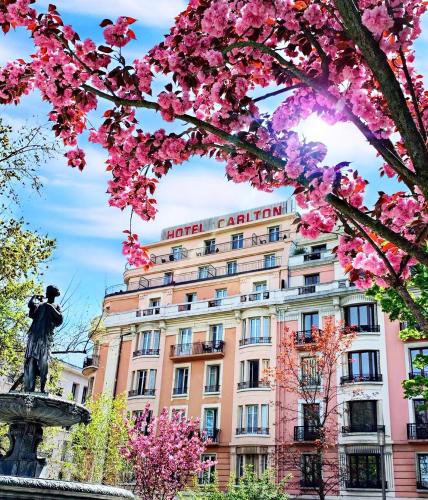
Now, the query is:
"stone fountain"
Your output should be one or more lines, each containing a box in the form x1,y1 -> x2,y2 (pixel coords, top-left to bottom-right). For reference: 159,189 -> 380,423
0,286 -> 134,500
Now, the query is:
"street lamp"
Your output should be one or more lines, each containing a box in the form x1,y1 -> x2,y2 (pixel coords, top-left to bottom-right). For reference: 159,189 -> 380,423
378,427 -> 386,500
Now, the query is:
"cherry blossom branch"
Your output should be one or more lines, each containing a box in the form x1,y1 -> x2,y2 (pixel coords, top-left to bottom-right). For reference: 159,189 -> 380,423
253,83 -> 306,103
335,0 -> 428,181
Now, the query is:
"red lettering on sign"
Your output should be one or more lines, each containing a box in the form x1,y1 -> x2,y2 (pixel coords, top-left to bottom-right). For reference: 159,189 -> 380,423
236,214 -> 245,224
217,218 -> 225,228
167,230 -> 175,239
175,228 -> 183,238
227,216 -> 235,226
191,224 -> 199,234
262,208 -> 271,218
184,226 -> 192,235
254,210 -> 261,220
273,206 -> 282,216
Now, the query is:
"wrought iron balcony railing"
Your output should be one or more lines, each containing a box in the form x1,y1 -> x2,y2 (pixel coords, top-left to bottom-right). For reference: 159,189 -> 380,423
346,324 -> 381,333
202,428 -> 220,444
342,424 -> 385,434
83,354 -> 99,369
239,336 -> 271,346
133,348 -> 160,357
204,384 -> 220,393
345,479 -> 387,489
237,380 -> 270,390
128,388 -> 155,397
149,248 -> 189,264
172,386 -> 188,396
409,370 -> 428,379
240,291 -> 270,302
294,425 -> 321,442
299,374 -> 321,386
340,373 -> 383,384
236,427 -> 269,435
407,423 -> 428,440
298,285 -> 317,295
294,330 -> 320,346
170,340 -> 225,358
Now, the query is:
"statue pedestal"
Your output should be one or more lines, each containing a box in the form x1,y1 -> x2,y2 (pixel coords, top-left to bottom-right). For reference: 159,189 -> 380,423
0,422 -> 46,478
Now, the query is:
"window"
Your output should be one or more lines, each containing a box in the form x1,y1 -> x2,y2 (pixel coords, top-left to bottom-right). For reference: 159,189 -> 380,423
171,246 -> 184,261
71,383 -> 79,401
305,244 -> 327,261
264,253 -> 276,268
261,404 -> 269,430
303,312 -> 319,335
246,405 -> 258,432
344,304 -> 376,330
199,454 -> 216,484
81,386 -> 88,404
260,454 -> 268,474
198,266 -> 210,279
301,454 -> 321,487
268,226 -> 280,242
136,330 -> 160,355
301,357 -> 319,385
178,328 -> 192,354
254,281 -> 267,292
173,367 -> 189,395
304,273 -> 320,285
303,403 -> 320,427
149,297 -> 160,308
203,408 -> 218,439
248,360 -> 260,387
249,317 -> 261,338
227,260 -> 237,275
215,288 -> 227,298
204,239 -> 216,255
347,454 -> 382,489
205,365 -> 220,392
414,400 -> 428,424
237,405 -> 243,429
236,454 -> 265,478
263,316 -> 270,338
231,233 -> 244,250
135,369 -> 156,395
410,348 -> 428,376
239,361 -> 245,383
417,454 -> 428,489
164,272 -> 173,285
186,292 -> 197,303
347,351 -> 380,381
210,324 -> 224,344
348,400 -> 378,432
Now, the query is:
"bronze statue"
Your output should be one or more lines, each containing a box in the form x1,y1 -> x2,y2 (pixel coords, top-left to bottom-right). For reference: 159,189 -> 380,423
23,285 -> 63,393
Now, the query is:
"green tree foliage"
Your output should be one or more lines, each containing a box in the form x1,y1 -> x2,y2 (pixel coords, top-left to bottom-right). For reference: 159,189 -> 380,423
182,466 -> 289,500
62,393 -> 128,485
368,263 -> 428,400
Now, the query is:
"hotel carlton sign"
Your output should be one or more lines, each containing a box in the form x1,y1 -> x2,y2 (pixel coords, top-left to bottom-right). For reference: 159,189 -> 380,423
161,199 -> 295,240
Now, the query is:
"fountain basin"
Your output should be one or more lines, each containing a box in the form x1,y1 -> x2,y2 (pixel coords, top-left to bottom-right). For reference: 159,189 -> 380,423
0,475 -> 135,499
0,392 -> 90,427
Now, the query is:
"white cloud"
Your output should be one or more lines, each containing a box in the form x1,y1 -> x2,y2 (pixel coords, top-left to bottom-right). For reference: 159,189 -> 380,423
59,242 -> 125,274
36,0 -> 186,27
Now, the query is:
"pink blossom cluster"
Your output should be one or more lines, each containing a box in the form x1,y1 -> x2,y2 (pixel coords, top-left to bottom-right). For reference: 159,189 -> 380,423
122,404 -> 214,499
122,232 -> 152,268
0,0 -> 426,293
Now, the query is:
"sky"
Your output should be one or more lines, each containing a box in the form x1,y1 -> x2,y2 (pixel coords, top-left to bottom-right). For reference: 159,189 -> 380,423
1,2 -> 427,364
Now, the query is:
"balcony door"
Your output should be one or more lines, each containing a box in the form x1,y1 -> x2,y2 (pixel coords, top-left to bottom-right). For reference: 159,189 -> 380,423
348,351 -> 379,381
349,400 -> 377,432
303,312 -> 319,340
210,324 -> 224,346
206,365 -> 220,392
345,304 -> 375,330
248,360 -> 259,388
410,347 -> 428,376
303,403 -> 320,428
246,405 -> 258,432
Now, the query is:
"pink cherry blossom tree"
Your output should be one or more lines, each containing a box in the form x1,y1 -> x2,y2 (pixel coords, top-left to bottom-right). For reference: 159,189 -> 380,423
121,405 -> 214,500
0,1 -> 428,329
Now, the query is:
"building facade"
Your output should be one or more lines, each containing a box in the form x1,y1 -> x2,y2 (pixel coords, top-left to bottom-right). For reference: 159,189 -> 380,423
88,200 -> 428,499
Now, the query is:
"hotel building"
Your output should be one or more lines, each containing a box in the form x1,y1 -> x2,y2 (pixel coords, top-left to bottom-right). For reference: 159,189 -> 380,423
85,200 -> 428,499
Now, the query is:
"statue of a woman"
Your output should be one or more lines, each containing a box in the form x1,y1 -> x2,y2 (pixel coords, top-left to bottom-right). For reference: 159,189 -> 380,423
23,285 -> 63,393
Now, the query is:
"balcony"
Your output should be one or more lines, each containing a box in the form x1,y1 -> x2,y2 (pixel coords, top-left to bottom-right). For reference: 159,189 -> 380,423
299,374 -> 321,387
346,324 -> 381,333
136,307 -> 160,317
170,341 -> 225,361
341,373 -> 383,384
150,248 -> 188,265
82,354 -> 99,376
133,348 -> 160,357
204,384 -> 220,394
237,380 -> 270,391
240,291 -> 270,302
105,257 -> 281,296
407,423 -> 428,440
342,424 -> 385,434
239,336 -> 272,347
128,388 -> 155,397
345,479 -> 387,490
300,479 -> 320,488
202,428 -> 221,444
289,249 -> 334,267
172,386 -> 188,396
295,330 -> 320,347
236,427 -> 269,435
294,425 -> 321,442
409,370 -> 428,379
298,285 -> 316,295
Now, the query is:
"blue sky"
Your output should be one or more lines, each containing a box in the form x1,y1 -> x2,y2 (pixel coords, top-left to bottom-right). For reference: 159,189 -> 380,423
1,2 -> 427,363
